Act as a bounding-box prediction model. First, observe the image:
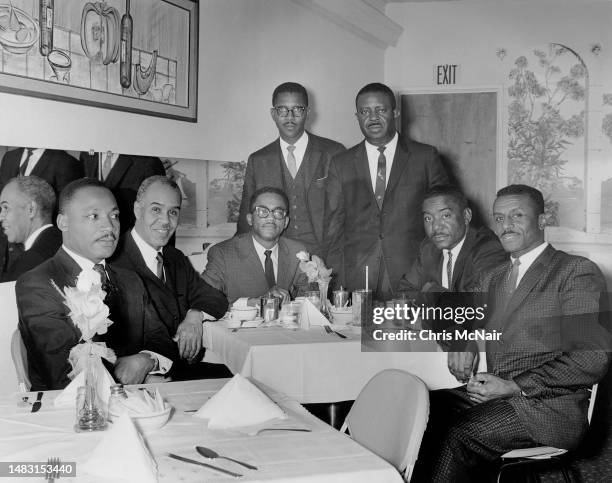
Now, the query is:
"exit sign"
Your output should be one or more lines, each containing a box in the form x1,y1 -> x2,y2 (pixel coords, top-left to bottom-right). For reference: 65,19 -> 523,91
435,64 -> 459,85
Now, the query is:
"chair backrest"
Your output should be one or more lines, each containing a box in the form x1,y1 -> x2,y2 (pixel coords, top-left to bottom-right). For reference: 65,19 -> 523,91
11,329 -> 30,391
0,281 -> 21,395
341,369 -> 429,481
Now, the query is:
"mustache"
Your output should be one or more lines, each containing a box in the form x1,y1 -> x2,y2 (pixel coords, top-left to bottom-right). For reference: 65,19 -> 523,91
501,230 -> 518,237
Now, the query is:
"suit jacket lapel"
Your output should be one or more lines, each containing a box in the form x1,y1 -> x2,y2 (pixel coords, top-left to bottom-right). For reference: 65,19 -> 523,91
451,227 -> 476,289
300,136 -> 323,190
125,233 -> 170,292
355,143 -> 375,198
104,155 -> 133,188
277,238 -> 299,289
384,138 -> 410,200
238,235 -> 268,288
83,155 -> 98,178
53,247 -> 83,287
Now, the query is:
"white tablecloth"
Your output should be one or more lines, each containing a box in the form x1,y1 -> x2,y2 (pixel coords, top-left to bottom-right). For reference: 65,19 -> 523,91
0,380 -> 403,483
203,322 -> 485,403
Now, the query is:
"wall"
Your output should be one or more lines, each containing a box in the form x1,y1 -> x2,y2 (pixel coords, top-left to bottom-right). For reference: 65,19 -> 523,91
385,0 -> 612,284
0,0 -> 382,161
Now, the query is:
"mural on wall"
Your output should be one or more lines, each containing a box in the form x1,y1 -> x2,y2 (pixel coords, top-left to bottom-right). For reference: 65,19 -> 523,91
507,43 -> 587,230
0,0 -> 197,120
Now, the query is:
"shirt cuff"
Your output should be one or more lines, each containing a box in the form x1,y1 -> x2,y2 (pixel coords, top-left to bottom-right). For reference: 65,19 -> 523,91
140,350 -> 173,375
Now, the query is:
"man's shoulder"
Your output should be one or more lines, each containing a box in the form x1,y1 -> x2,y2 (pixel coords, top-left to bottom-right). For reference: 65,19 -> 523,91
548,246 -> 603,275
161,244 -> 190,265
468,226 -> 504,252
308,133 -> 345,153
16,254 -> 61,291
111,233 -> 137,265
208,235 -> 243,256
31,226 -> 62,252
331,142 -> 362,164
249,140 -> 279,160
279,236 -> 307,254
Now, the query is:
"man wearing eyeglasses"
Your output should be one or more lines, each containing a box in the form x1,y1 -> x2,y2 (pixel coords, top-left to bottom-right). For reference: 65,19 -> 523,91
236,82 -> 345,259
204,187 -> 308,305
325,83 -> 448,301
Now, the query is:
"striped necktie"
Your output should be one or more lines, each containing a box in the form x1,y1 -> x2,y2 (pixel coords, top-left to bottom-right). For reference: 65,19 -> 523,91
374,146 -> 386,210
286,145 -> 297,178
19,148 -> 34,176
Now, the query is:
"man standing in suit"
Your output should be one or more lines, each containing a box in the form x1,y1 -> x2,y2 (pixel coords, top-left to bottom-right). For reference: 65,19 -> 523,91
204,187 -> 308,305
0,176 -> 62,282
414,184 -> 611,482
112,176 -> 230,379
80,152 -> 165,233
325,83 -> 448,300
16,179 -> 176,391
237,82 -> 345,258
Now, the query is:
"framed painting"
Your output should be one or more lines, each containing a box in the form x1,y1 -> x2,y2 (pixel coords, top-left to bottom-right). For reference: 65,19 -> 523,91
0,0 -> 198,121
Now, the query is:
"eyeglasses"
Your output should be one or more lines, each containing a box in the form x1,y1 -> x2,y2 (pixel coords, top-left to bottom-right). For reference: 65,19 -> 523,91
357,106 -> 389,118
253,206 -> 287,220
273,106 -> 306,118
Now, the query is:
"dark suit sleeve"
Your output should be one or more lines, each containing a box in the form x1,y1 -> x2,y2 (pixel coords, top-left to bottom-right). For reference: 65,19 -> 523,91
397,249 -> 427,293
461,238 -> 508,292
16,274 -> 80,390
201,244 -> 228,297
513,259 -> 611,398
425,146 -> 449,188
236,154 -> 256,235
2,252 -> 46,282
180,252 -> 228,319
323,156 -> 345,288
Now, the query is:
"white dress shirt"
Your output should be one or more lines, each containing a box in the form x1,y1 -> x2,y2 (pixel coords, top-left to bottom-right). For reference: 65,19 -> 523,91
98,153 -> 120,180
511,241 -> 549,286
131,228 -> 164,279
279,131 -> 308,173
365,132 -> 399,191
441,233 -> 467,289
252,236 -> 279,281
20,148 -> 45,176
24,224 -> 53,251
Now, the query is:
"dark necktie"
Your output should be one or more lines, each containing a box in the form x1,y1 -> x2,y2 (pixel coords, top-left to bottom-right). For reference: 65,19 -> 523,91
156,252 -> 165,283
264,249 -> 275,288
286,145 -> 297,178
19,148 -> 34,176
445,250 -> 453,289
374,146 -> 386,210
92,263 -> 108,289
506,258 -> 521,294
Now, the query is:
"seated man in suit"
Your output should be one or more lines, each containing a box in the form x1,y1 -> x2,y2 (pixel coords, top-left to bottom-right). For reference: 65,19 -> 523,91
203,187 -> 308,305
16,178 -> 177,391
0,176 -> 62,281
413,184 -> 611,482
112,175 -> 230,379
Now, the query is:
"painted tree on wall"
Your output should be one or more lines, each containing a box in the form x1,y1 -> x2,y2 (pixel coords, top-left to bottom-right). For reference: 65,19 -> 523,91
507,44 -> 586,227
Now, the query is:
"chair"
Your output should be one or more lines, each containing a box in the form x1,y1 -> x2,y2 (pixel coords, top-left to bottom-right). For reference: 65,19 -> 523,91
340,369 -> 429,481
496,384 -> 599,483
11,329 -> 31,391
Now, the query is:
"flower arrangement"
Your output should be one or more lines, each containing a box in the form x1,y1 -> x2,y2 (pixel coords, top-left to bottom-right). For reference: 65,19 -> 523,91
296,251 -> 332,284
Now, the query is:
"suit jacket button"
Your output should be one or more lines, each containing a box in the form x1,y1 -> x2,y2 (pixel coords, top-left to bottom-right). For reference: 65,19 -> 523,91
379,234 -> 384,240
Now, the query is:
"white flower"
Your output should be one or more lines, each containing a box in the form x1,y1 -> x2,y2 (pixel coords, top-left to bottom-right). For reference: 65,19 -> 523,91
296,251 -> 311,262
76,268 -> 102,292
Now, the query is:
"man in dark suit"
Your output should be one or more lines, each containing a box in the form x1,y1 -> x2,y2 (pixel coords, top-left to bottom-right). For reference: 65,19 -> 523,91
112,176 -> 229,379
0,176 -> 61,282
414,185 -> 611,482
80,152 -> 165,233
204,187 -> 308,305
325,83 -> 448,300
237,82 -> 345,258
16,179 -> 177,391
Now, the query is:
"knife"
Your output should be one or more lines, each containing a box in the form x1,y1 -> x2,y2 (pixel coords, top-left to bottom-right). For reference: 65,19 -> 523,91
31,392 -> 43,413
167,453 -> 243,478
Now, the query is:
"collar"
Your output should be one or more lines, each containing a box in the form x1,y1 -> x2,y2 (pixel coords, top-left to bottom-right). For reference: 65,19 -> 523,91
62,244 -> 106,271
24,224 -> 52,251
446,231 -> 467,261
279,131 -> 308,152
512,241 -> 549,271
131,227 -> 161,260
365,131 -> 398,156
251,236 -> 279,258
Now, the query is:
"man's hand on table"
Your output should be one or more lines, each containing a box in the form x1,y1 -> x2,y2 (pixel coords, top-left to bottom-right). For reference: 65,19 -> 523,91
266,286 -> 290,304
114,354 -> 156,384
447,350 -> 479,383
466,373 -> 521,403
175,310 -> 204,363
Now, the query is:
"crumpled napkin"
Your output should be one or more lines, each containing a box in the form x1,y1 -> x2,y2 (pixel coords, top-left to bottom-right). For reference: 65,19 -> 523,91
112,388 -> 166,416
54,364 -> 115,408
80,412 -> 157,483
299,298 -> 330,328
193,374 -> 287,429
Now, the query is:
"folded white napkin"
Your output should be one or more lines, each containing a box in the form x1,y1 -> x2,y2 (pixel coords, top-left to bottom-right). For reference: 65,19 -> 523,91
299,298 -> 330,328
115,388 -> 166,415
193,374 -> 287,429
232,297 -> 250,308
54,364 -> 115,408
81,412 -> 158,483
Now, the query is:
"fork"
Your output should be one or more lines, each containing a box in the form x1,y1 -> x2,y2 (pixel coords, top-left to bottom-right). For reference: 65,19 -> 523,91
324,325 -> 347,339
46,457 -> 60,482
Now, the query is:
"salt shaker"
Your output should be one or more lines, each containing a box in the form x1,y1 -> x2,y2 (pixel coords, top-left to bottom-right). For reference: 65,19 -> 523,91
108,384 -> 128,421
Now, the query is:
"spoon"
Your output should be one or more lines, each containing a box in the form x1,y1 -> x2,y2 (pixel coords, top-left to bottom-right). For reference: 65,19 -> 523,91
195,446 -> 258,470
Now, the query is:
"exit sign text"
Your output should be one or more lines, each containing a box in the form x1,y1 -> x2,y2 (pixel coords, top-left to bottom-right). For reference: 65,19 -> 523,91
435,64 -> 459,85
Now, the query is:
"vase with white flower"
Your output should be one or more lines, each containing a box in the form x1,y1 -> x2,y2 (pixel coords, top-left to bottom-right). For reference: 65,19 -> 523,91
52,267 -> 116,432
296,251 -> 333,314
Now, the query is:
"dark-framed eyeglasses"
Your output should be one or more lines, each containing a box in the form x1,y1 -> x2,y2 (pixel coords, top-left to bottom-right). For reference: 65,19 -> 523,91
356,106 -> 389,118
273,106 -> 306,118
253,206 -> 287,220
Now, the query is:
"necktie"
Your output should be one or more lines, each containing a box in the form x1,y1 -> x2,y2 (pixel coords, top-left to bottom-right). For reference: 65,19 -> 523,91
286,145 -> 297,178
101,152 -> 113,181
19,148 -> 34,176
92,263 -> 108,289
445,250 -> 453,289
374,146 -> 386,210
156,252 -> 165,283
264,249 -> 275,288
505,258 -> 521,296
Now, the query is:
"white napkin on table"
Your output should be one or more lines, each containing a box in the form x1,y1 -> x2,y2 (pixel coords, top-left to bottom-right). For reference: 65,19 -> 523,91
54,364 -> 115,408
81,412 -> 157,483
193,374 -> 287,429
299,298 -> 330,327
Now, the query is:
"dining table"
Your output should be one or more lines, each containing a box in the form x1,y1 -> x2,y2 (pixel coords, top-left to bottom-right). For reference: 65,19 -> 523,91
0,378 -> 404,483
203,320 -> 486,405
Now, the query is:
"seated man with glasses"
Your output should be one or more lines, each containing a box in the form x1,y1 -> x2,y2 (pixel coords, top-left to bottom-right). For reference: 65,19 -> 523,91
203,187 -> 308,305
236,82 -> 345,259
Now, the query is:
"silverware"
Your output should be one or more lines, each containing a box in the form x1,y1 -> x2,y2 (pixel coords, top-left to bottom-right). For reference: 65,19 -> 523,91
255,427 -> 312,435
31,392 -> 43,413
324,325 -> 347,339
168,453 -> 243,478
196,445 -> 258,470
